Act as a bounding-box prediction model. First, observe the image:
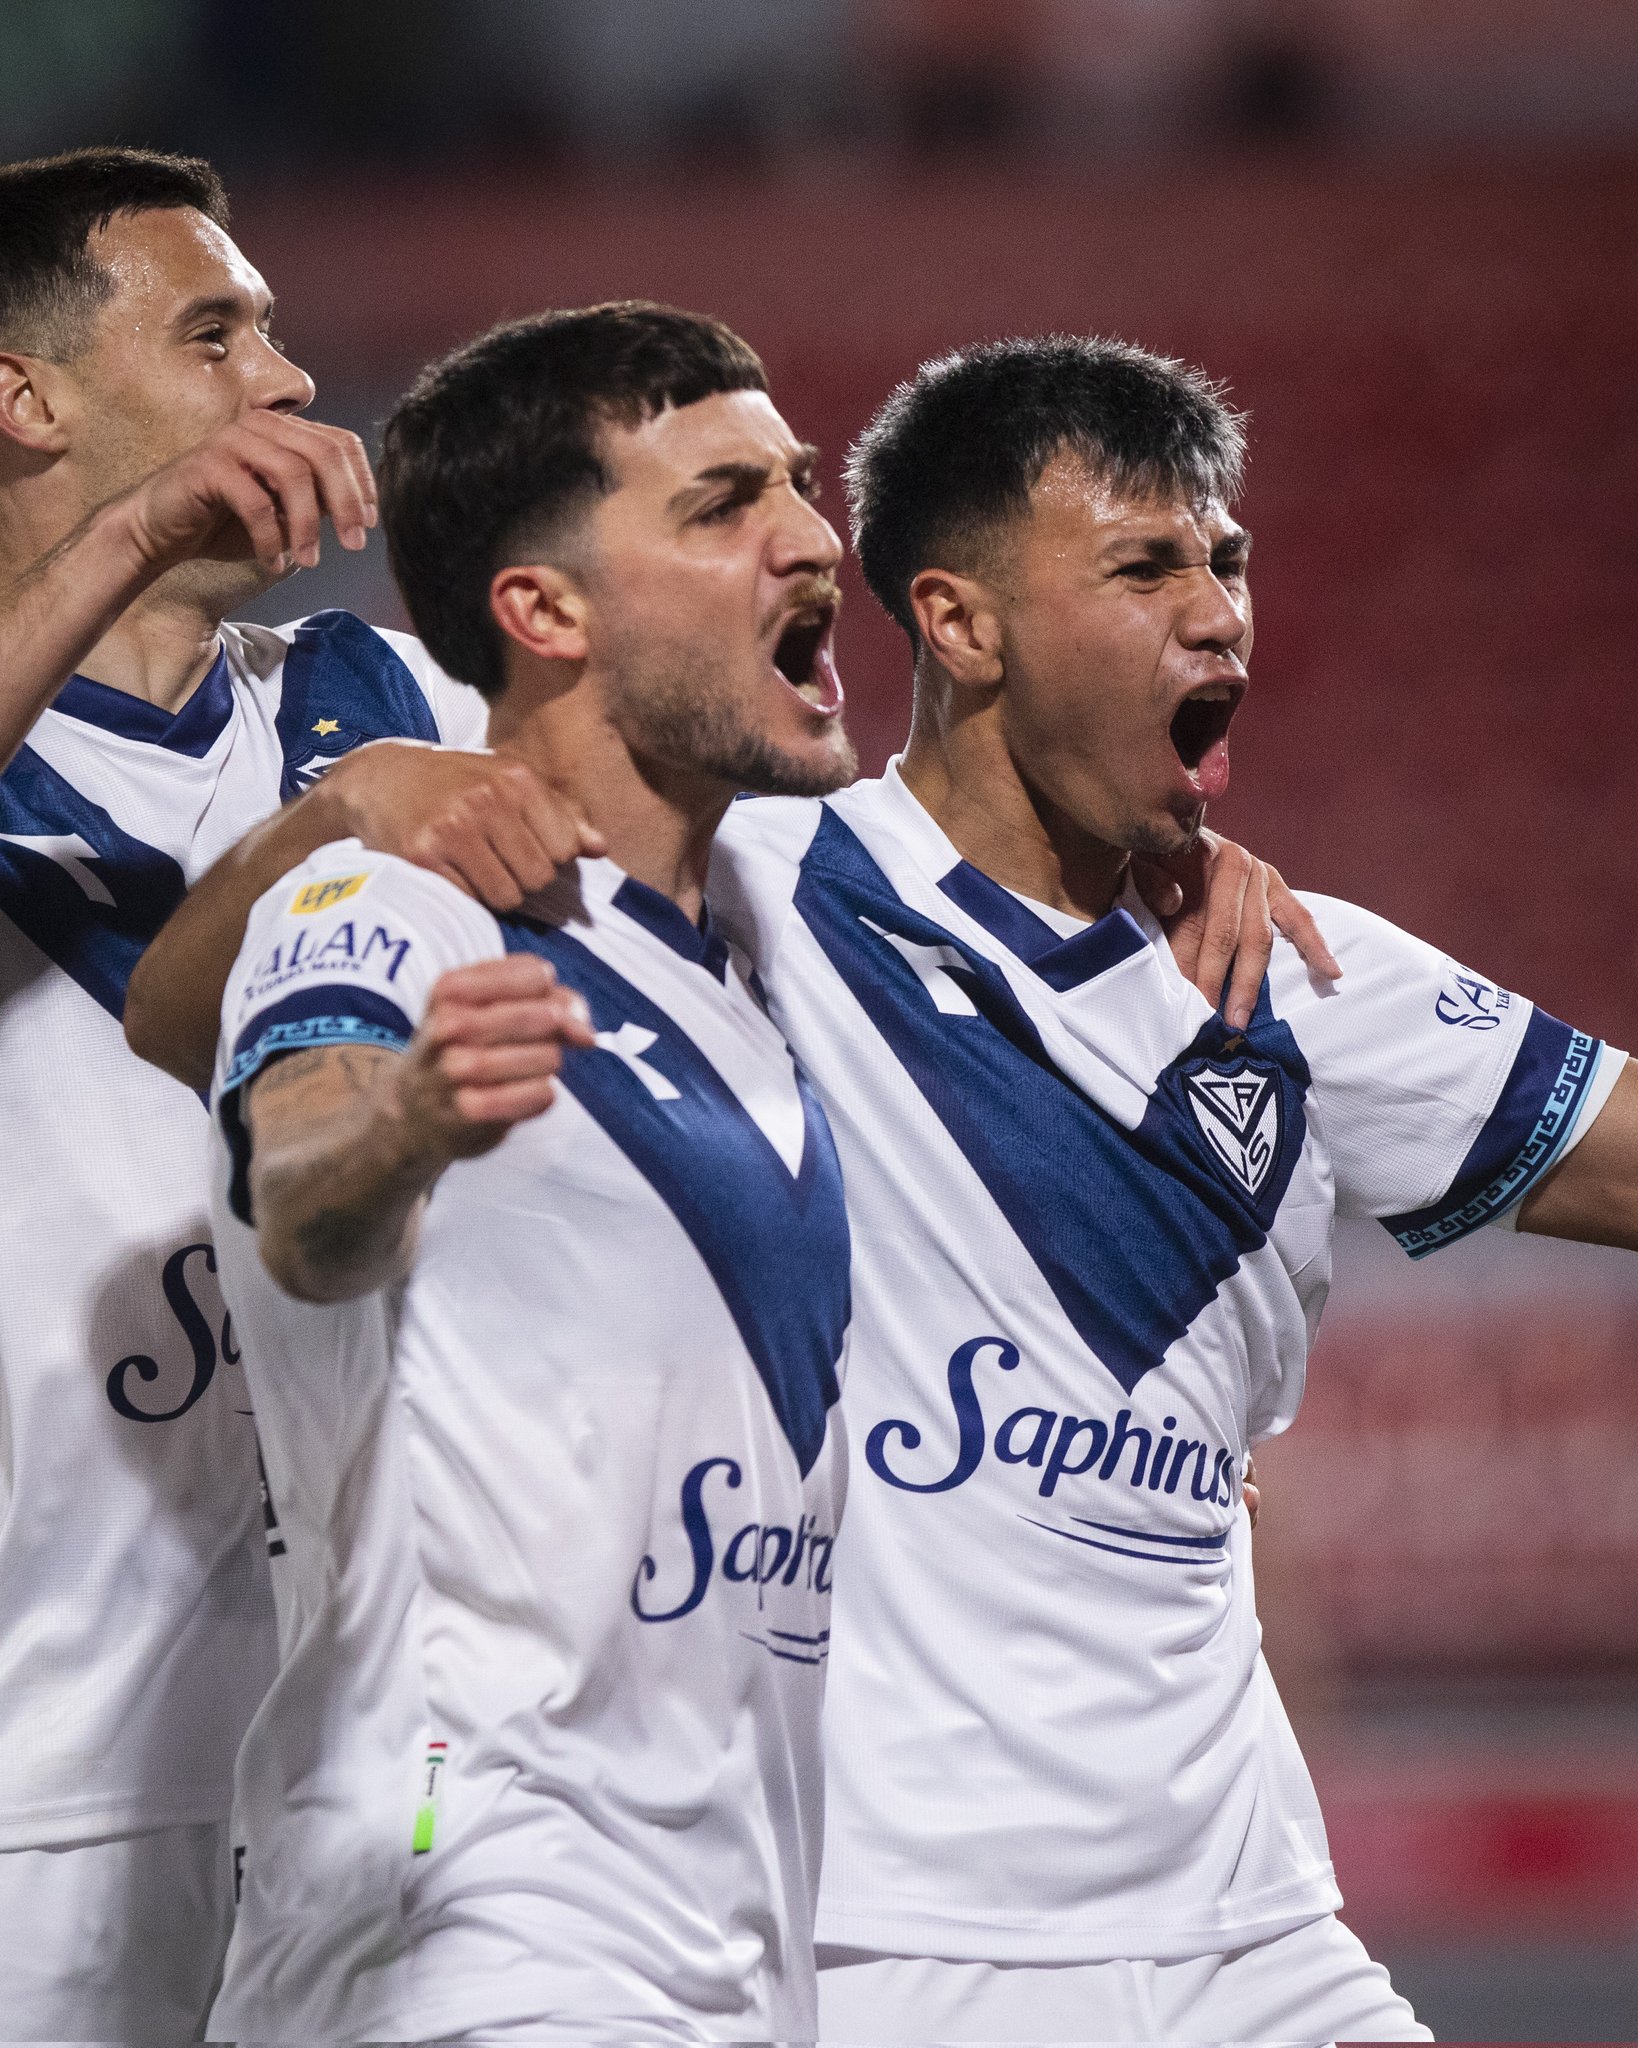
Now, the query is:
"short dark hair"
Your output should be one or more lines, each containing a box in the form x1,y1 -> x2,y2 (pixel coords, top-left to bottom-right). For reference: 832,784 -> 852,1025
379,301 -> 768,701
0,146 -> 230,360
847,334 -> 1247,643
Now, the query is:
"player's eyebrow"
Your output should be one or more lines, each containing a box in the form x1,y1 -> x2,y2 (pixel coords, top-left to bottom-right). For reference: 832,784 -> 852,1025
171,291 -> 276,334
1112,524 -> 1252,568
668,443 -> 820,513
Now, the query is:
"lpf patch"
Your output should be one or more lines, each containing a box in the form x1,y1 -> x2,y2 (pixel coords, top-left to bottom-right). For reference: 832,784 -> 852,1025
1183,1060 -> 1282,1198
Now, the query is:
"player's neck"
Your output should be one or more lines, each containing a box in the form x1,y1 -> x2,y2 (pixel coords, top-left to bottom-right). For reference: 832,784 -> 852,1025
72,587 -> 223,714
488,688 -> 725,926
900,701 -> 1130,923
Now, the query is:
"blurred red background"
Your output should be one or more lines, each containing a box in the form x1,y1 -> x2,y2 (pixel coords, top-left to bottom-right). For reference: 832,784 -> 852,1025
8,0 -> 1638,2025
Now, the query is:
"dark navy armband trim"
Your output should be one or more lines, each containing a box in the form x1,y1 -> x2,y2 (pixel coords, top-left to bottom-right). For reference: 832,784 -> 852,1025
219,984 -> 414,1224
1384,1010 -> 1602,1259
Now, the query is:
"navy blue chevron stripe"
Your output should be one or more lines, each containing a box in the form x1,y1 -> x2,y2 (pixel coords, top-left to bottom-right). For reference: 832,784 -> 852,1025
502,916 -> 848,1476
0,743 -> 187,1023
794,806 -> 1310,1397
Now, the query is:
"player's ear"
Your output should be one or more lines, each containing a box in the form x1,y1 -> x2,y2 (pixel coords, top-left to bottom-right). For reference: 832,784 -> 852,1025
908,566 -> 1004,691
0,351 -> 73,459
490,562 -> 591,669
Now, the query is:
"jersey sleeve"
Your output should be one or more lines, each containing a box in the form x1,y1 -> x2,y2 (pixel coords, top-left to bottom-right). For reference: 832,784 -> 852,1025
1275,894 -> 1623,1258
371,627 -> 492,748
214,839 -> 503,1221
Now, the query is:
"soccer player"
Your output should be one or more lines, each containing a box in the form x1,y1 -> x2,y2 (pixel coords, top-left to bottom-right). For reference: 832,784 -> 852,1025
0,146 -> 592,2037
203,306 -> 856,2042
708,337 -> 1637,2044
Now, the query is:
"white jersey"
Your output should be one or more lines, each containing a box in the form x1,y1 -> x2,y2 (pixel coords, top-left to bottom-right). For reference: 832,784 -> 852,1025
207,844 -> 850,2044
708,761 -> 1622,1965
0,611 -> 485,1849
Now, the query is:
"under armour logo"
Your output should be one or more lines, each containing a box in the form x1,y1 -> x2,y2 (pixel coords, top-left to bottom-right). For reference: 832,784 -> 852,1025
594,1021 -> 680,1101
1184,1061 -> 1282,1198
285,753 -> 344,794
861,916 -> 978,1016
0,831 -> 114,904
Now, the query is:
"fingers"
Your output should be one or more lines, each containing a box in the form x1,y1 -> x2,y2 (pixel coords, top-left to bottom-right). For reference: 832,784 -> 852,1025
1191,839 -> 1252,1022
413,957 -> 596,1143
419,827 -> 534,912
449,1075 -> 563,1132
425,954 -> 595,1046
1129,855 -> 1184,921
458,760 -> 606,899
134,414 -> 378,580
432,990 -> 597,1061
207,462 -> 291,576
238,414 -> 375,564
1243,1456 -> 1260,1530
1223,860 -> 1272,1033
246,440 -> 323,571
344,747 -> 608,911
1267,866 -> 1342,983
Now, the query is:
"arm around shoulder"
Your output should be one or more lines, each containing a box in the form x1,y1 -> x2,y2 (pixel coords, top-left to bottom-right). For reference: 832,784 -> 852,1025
127,743 -> 605,1092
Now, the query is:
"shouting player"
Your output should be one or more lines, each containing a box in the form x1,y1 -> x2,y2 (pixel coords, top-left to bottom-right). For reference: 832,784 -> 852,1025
204,306 -> 857,2042
202,327 -> 1632,2042
720,337 -> 1636,2043
0,147 -> 595,2037
0,151 -> 1291,2031
117,302 -> 1328,2035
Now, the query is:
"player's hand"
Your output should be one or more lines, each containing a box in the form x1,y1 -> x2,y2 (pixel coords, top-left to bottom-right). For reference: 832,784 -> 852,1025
1132,832 -> 1342,1032
393,955 -> 598,1163
1243,1455 -> 1260,1530
327,742 -> 607,912
116,412 -> 376,579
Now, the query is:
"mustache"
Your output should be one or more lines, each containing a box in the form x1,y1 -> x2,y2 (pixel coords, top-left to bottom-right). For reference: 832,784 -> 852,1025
762,577 -> 843,638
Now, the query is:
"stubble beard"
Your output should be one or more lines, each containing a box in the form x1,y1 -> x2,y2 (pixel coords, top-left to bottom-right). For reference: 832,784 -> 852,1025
607,641 -> 858,799
1125,805 -> 1205,861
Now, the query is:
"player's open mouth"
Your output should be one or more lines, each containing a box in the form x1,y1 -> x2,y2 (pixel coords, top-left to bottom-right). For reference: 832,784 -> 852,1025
1168,680 -> 1244,802
772,604 -> 844,716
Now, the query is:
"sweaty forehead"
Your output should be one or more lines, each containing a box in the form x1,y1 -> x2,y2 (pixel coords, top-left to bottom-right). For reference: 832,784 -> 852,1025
1026,450 -> 1235,553
89,207 -> 270,321
604,387 -> 799,491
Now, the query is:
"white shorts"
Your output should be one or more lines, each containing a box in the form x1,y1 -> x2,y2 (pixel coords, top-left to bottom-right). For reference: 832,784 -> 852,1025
0,1819 -> 232,2042
816,1913 -> 1431,2045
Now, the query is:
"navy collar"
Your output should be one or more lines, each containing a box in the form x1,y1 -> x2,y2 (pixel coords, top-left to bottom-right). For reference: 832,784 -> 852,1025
937,859 -> 1148,992
52,648 -> 234,758
613,875 -> 731,981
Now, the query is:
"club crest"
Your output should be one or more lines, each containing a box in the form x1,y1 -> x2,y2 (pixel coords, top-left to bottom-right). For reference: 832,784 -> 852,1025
1183,1060 -> 1282,1198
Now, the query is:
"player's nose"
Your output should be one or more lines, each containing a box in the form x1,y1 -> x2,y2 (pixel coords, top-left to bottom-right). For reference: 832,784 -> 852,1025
769,491 -> 843,579
1178,568 -> 1250,656
252,337 -> 318,417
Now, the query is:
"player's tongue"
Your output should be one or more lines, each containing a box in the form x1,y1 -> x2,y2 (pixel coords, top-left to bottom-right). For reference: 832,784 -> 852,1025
1169,686 -> 1238,801
1191,733 -> 1231,801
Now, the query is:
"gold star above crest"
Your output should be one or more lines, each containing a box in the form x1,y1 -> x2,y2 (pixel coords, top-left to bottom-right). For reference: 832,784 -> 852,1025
312,718 -> 340,736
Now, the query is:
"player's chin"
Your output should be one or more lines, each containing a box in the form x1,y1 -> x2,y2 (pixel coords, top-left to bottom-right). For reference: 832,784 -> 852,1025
731,712 -> 859,800
1126,796 -> 1206,861
762,722 -> 858,799
168,551 -> 289,611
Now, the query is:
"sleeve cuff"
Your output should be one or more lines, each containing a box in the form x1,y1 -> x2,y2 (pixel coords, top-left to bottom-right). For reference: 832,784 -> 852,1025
1487,1046 -> 1627,1232
1384,1012 -> 1606,1258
